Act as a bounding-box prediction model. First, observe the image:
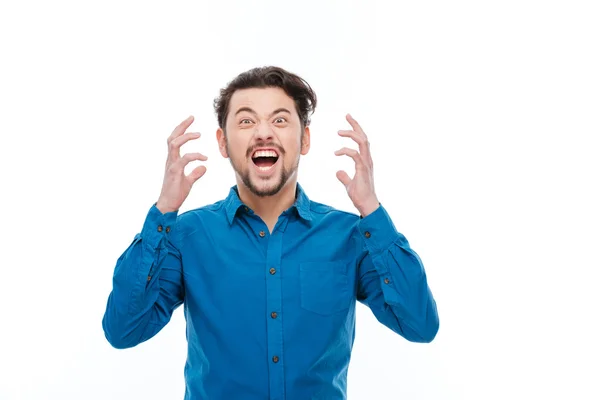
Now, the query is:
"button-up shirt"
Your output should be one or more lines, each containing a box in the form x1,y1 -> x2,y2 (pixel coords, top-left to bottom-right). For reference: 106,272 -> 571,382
102,184 -> 439,399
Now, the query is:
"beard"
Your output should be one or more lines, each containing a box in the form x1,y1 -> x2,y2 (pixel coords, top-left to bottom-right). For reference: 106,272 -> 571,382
227,141 -> 300,197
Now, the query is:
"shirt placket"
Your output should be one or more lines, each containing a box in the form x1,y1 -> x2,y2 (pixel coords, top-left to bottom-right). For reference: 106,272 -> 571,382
262,219 -> 288,400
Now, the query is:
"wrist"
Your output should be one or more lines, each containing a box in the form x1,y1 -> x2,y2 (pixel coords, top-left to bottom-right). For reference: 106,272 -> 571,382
156,200 -> 177,214
357,198 -> 380,217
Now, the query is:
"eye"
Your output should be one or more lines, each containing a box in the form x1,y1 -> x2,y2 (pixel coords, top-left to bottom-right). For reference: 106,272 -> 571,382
274,117 -> 287,124
240,118 -> 253,124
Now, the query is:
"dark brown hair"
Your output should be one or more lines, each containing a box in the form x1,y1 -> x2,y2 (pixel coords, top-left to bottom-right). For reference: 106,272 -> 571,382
214,66 -> 317,130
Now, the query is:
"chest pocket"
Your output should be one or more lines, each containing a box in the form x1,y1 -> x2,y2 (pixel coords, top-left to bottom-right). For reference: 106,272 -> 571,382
299,261 -> 351,316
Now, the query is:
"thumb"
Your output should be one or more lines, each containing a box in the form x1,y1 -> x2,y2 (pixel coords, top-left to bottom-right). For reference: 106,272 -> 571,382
336,170 -> 352,187
188,165 -> 207,184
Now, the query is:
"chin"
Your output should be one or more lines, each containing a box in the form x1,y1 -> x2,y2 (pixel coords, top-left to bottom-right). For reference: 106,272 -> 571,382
248,177 -> 286,197
241,168 -> 289,198
233,154 -> 297,198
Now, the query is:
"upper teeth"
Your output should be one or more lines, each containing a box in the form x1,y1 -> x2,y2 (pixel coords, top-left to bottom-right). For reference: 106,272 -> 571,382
253,150 -> 278,158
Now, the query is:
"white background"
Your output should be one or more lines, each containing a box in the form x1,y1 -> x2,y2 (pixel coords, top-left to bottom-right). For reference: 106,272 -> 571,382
1,0 -> 599,399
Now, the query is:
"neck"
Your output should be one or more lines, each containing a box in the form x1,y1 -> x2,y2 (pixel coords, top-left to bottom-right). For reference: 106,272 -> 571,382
236,178 -> 298,230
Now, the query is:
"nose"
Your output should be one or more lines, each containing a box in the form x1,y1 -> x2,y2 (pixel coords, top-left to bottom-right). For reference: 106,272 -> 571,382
254,121 -> 274,141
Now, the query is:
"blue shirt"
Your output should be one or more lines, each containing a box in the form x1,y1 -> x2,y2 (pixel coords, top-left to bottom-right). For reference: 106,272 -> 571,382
102,184 -> 439,399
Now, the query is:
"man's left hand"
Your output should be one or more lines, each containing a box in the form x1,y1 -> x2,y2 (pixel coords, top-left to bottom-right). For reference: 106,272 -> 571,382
335,114 -> 380,217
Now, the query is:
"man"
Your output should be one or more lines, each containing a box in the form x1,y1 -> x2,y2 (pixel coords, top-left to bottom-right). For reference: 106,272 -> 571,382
102,66 -> 439,399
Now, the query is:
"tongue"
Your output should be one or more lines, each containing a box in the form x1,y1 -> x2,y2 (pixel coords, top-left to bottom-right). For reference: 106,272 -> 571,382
254,157 -> 277,167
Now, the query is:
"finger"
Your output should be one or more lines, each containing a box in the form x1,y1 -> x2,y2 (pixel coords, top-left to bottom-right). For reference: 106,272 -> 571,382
334,147 -> 362,166
186,165 -> 207,184
178,152 -> 208,167
168,115 -> 194,142
169,132 -> 201,161
346,114 -> 367,137
336,170 -> 352,187
338,129 -> 370,158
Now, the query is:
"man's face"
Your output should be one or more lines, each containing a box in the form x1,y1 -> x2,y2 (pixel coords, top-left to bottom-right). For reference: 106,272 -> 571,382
217,87 -> 310,197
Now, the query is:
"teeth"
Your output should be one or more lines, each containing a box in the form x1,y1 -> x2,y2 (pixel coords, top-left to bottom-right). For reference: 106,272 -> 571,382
258,166 -> 273,171
253,150 -> 278,158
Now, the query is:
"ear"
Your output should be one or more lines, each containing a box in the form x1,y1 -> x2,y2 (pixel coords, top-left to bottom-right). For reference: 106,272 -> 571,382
300,125 -> 311,155
216,128 -> 229,158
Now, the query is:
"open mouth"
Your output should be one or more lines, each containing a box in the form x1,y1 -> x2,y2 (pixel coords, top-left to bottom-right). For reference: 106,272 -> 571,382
252,149 -> 279,170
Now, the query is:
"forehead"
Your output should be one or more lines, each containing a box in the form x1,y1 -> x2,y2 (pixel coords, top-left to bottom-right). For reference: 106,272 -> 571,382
228,87 -> 296,115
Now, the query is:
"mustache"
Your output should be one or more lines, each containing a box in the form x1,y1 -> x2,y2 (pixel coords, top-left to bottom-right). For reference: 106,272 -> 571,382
246,143 -> 285,158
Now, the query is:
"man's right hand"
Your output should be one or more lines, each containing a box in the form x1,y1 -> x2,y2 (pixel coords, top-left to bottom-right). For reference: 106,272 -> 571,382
156,116 -> 208,214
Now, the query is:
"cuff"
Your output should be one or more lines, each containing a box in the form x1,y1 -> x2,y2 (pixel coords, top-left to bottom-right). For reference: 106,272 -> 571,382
140,203 -> 179,249
357,204 -> 403,254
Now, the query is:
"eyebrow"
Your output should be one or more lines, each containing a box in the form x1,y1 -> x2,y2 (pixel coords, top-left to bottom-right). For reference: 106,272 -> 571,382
234,107 -> 292,118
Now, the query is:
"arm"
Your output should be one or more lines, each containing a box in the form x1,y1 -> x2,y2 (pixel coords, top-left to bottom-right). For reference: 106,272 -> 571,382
101,204 -> 184,349
102,116 -> 207,349
356,205 -> 439,343
334,114 -> 438,341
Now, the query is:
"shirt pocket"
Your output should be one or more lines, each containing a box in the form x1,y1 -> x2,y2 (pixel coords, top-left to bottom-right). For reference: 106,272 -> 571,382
299,261 -> 351,316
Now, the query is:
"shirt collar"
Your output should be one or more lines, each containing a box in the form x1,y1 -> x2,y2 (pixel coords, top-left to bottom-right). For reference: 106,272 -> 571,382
224,183 -> 313,225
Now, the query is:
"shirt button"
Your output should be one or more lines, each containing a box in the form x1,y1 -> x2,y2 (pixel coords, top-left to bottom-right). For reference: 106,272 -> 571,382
272,356 -> 279,363
259,230 -> 266,237
269,268 -> 276,275
364,231 -> 371,238
271,312 -> 278,319
244,206 -> 249,212
166,226 -> 171,233
157,225 -> 163,232
147,276 -> 151,281
384,278 -> 390,284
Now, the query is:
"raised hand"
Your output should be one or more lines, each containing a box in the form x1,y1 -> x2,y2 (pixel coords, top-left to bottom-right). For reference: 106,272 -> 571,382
156,116 -> 208,213
334,114 -> 380,217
